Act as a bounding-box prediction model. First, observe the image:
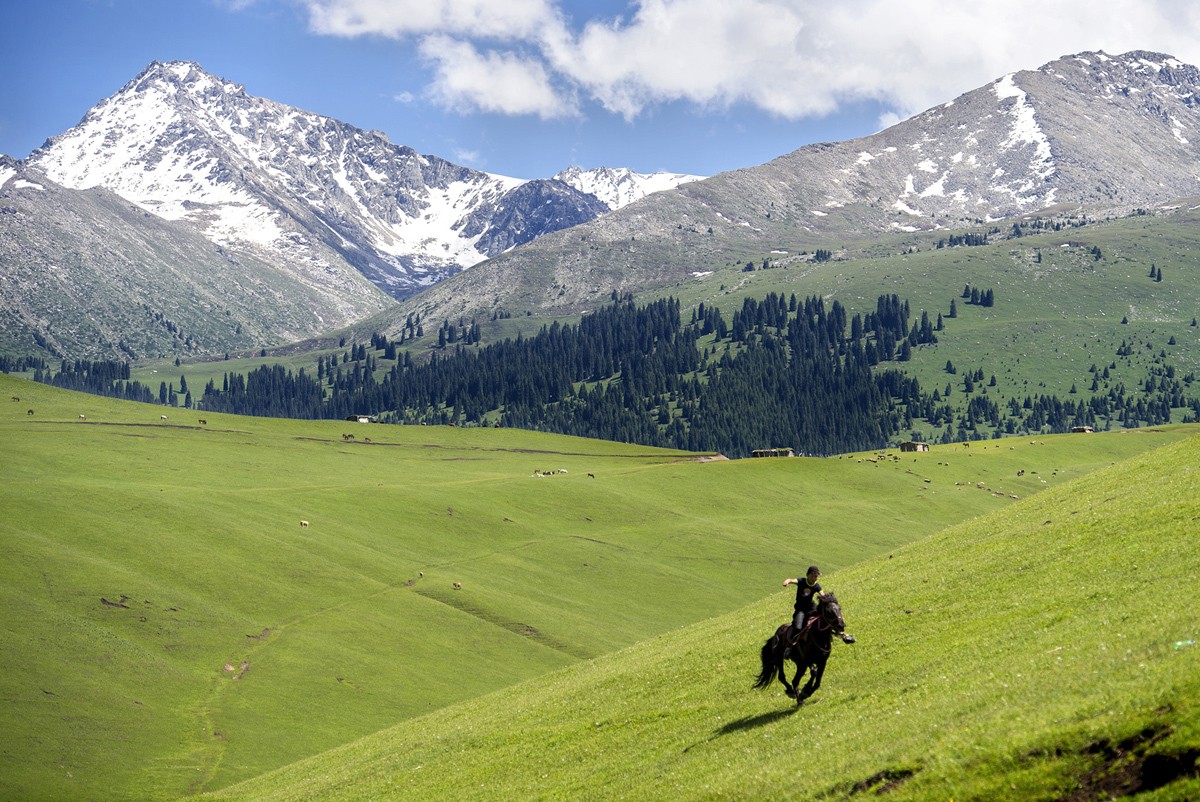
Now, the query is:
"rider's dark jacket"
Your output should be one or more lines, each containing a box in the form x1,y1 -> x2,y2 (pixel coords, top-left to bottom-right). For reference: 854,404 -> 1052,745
794,578 -> 822,617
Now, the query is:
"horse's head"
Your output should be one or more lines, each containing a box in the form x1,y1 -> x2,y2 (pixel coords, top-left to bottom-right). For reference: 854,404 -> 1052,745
817,592 -> 846,633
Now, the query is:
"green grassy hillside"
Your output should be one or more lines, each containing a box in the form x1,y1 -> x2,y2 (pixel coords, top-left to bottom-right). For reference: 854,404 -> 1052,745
664,206 -> 1200,435
1,373 -> 1196,800
122,205 -> 1200,453
205,429 -> 1200,802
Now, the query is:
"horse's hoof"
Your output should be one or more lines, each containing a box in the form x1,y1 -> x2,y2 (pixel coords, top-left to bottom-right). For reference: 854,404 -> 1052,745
843,636 -> 856,644
784,688 -> 796,698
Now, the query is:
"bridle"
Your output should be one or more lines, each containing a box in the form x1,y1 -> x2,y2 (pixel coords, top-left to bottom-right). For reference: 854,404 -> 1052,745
809,599 -> 844,655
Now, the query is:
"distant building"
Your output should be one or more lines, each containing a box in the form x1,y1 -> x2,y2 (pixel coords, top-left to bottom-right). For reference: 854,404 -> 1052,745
900,441 -> 930,452
346,415 -> 374,423
751,448 -> 795,458
1071,425 -> 1095,433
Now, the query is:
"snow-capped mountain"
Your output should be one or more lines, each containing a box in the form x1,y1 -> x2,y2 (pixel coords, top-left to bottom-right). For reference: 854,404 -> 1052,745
28,61 -> 608,300
553,166 -> 703,210
0,156 -> 390,359
401,50 -> 1200,325
790,49 -> 1200,230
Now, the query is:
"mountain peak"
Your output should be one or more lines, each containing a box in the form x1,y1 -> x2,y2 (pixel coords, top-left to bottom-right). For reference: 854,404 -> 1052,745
125,60 -> 245,99
1035,48 -> 1200,88
553,165 -> 704,210
27,60 -> 611,300
399,49 -> 1200,324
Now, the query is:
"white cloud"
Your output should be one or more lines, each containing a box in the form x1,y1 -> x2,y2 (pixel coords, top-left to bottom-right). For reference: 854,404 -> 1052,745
419,35 -> 578,119
877,111 -> 904,132
454,147 -> 482,165
545,0 -> 830,119
302,0 -> 1200,122
305,0 -> 561,40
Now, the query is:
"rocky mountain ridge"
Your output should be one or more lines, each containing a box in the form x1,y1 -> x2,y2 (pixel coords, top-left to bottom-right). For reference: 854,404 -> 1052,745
6,50 -> 1200,360
2,60 -> 704,358
397,49 -> 1200,328
0,155 -> 389,359
26,61 -> 615,300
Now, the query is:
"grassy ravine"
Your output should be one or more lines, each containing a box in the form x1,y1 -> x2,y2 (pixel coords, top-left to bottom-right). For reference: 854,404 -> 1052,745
206,432 -> 1200,802
1,373 -> 1196,801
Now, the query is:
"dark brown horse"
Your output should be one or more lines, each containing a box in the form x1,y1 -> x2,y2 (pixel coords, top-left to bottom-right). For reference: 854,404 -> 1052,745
754,592 -> 847,704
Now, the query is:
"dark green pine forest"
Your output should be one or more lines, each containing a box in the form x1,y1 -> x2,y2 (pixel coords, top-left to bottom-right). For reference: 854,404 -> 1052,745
29,288 -> 1200,457
197,293 -> 917,455
178,291 -> 1183,457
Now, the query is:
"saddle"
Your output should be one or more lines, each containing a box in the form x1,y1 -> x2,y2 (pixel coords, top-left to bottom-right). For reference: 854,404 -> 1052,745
787,616 -> 816,646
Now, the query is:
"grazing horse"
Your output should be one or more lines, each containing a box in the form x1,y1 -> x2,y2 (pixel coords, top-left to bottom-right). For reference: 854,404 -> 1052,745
754,593 -> 847,705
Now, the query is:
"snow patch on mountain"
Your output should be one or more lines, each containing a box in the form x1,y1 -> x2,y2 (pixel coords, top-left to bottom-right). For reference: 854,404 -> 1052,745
993,73 -> 1055,187
553,165 -> 703,210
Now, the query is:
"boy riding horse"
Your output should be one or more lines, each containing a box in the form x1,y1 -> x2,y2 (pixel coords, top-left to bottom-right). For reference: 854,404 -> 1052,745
783,566 -> 855,643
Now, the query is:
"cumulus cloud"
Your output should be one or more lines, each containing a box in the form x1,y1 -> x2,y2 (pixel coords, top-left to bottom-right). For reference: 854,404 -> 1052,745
453,147 -> 482,165
305,0 -> 561,40
419,36 -> 578,118
301,0 -> 1200,125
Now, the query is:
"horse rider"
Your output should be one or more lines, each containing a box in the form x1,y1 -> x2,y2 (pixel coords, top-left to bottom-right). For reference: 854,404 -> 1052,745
783,565 -> 855,643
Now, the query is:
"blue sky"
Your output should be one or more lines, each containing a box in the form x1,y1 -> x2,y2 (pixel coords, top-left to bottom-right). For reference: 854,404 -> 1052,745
3,1 -> 1199,179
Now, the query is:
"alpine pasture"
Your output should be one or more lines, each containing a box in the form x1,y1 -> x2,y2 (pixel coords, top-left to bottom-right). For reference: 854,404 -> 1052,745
1,372 -> 1196,800
206,431 -> 1200,801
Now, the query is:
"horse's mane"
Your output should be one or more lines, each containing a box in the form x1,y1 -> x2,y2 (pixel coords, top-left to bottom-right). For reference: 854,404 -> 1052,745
819,591 -> 839,605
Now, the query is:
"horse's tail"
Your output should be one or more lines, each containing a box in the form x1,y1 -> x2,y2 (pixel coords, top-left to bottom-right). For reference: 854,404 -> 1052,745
753,636 -> 779,689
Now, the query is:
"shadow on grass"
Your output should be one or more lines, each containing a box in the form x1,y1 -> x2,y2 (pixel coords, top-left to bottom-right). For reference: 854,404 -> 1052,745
683,707 -> 800,753
717,707 -> 801,735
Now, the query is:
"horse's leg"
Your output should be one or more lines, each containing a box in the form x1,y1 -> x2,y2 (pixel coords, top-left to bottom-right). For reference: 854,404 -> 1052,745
800,657 -> 826,701
777,649 -> 797,697
789,658 -> 809,703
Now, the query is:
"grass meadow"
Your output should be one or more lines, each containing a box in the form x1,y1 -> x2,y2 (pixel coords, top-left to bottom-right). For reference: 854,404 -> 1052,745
2,372 -> 1197,800
206,428 -> 1200,802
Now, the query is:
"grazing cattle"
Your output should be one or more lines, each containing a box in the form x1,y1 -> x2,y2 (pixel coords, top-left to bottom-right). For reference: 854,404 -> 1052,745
11,396 -> 18,402
300,520 -> 310,528
363,437 -> 372,443
588,472 -> 595,478
160,415 -> 168,421
27,409 -> 33,416
198,419 -> 207,425
79,414 -> 86,420
342,433 -> 354,440
452,581 -> 462,590
419,571 -> 424,578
